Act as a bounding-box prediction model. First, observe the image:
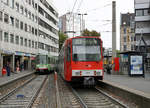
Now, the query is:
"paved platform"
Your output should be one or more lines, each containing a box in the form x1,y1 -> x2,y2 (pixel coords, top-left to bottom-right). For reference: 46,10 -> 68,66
0,70 -> 34,86
104,72 -> 150,94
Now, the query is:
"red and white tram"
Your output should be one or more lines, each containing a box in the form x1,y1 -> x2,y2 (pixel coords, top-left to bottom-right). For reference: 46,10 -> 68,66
58,36 -> 103,85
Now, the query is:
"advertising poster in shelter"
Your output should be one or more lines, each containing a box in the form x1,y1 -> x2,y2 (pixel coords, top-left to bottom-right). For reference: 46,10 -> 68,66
130,56 -> 143,75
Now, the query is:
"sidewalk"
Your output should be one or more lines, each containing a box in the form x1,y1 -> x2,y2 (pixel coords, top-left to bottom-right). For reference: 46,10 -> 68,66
104,72 -> 150,94
0,70 -> 34,86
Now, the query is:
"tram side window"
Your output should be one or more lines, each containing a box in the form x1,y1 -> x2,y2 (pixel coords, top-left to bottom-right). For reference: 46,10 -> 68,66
67,44 -> 71,61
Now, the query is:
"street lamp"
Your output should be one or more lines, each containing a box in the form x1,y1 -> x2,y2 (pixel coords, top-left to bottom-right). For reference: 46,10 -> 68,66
78,13 -> 87,35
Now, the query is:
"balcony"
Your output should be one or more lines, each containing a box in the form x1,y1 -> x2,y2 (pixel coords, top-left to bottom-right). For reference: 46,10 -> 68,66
135,3 -> 149,9
135,16 -> 150,22
136,28 -> 150,34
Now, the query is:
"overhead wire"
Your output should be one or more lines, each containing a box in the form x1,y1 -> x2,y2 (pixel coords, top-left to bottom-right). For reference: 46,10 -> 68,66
67,0 -> 78,33
85,3 -> 112,13
68,0 -> 78,23
76,0 -> 84,13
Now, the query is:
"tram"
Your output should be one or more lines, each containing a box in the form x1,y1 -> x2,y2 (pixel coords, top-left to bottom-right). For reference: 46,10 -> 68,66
58,36 -> 103,85
35,54 -> 57,74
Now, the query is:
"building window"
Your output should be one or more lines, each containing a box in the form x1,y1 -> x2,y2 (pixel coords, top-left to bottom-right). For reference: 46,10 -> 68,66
15,19 -> 19,28
0,30 -> 3,41
25,8 -> 28,17
136,10 -> 143,16
35,41 -> 37,49
29,0 -> 31,5
32,0 -> 34,7
35,29 -> 37,35
123,28 -> 126,34
16,2 -> 19,12
131,45 -> 134,50
20,6 -> 24,14
4,14 -> 9,23
25,23 -> 27,32
0,11 -> 3,21
28,40 -> 31,47
32,41 -> 34,48
144,9 -> 149,16
10,0 -> 14,8
28,25 -> 31,33
124,37 -> 126,42
32,14 -> 34,21
25,38 -> 27,47
35,16 -> 37,23
15,36 -> 19,44
20,37 -> 23,46
20,21 -> 23,30
35,3 -> 37,10
4,32 -> 9,42
32,27 -> 34,34
28,11 -> 31,19
10,16 -> 14,26
124,45 -> 127,51
3,0 -> 9,5
10,34 -> 14,43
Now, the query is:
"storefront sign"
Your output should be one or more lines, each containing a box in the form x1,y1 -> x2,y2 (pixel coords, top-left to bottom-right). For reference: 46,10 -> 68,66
24,53 -> 31,57
130,56 -> 143,75
15,52 -> 24,56
2,50 -> 14,55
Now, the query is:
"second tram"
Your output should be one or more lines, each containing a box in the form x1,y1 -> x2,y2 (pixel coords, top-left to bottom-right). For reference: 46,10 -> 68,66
35,54 -> 57,74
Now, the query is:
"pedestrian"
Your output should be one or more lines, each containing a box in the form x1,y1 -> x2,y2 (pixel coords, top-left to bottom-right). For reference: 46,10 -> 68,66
2,67 -> 7,76
6,62 -> 11,76
106,62 -> 112,74
20,62 -> 24,72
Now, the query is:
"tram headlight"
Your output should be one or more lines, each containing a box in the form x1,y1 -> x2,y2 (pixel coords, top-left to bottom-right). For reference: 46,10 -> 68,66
75,72 -> 80,76
96,71 -> 101,75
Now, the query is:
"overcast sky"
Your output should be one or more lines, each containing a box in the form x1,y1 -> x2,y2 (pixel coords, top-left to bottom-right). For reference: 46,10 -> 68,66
53,0 -> 134,50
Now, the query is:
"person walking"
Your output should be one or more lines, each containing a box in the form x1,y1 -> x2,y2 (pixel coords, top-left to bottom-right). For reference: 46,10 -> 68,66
6,62 -> 11,76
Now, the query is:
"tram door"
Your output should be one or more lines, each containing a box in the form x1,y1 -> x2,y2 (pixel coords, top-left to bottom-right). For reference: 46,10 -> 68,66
64,41 -> 71,80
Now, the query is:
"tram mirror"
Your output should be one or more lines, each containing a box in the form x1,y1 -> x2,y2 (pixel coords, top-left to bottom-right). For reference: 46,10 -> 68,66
74,54 -> 78,61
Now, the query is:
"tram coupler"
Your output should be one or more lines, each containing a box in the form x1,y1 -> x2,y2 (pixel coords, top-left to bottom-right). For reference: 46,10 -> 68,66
83,77 -> 95,86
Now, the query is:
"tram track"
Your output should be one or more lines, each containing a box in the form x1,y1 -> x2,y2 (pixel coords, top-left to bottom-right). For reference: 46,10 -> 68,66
72,87 -> 128,108
0,75 -> 48,108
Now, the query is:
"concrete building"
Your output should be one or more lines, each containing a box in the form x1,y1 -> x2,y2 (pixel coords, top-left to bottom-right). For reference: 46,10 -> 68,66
0,0 -> 59,73
134,0 -> 150,70
120,13 -> 135,51
59,12 -> 82,37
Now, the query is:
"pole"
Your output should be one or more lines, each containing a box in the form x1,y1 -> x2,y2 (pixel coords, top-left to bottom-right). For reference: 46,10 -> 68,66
112,1 -> 116,58
73,14 -> 74,37
80,15 -> 82,36
112,1 -> 116,74
81,14 -> 84,35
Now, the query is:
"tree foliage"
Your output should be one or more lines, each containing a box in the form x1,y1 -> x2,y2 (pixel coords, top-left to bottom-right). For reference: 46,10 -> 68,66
82,29 -> 101,37
59,32 -> 68,51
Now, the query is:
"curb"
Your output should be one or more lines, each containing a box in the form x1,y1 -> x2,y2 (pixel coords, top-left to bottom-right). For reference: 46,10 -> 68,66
99,80 -> 150,108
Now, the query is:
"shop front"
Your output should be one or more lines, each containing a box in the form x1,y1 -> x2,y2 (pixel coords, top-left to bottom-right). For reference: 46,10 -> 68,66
2,50 -> 14,72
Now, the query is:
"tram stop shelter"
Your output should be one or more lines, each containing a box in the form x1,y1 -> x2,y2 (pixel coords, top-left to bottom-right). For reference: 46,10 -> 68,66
119,51 -> 145,77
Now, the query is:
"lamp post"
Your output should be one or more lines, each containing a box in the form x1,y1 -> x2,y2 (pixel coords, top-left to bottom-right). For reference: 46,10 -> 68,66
78,13 -> 87,36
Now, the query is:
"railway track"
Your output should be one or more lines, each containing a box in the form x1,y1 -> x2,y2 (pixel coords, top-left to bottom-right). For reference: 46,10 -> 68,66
72,87 -> 128,108
0,75 -> 47,108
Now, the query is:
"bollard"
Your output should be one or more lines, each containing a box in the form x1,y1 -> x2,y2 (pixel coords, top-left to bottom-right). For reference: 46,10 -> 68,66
54,72 -> 57,81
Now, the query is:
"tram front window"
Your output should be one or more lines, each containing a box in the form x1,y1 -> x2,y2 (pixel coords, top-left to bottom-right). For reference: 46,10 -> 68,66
37,55 -> 47,64
72,38 -> 101,61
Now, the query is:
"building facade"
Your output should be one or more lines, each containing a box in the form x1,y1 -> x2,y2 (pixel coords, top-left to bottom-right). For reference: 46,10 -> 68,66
120,13 -> 135,51
134,0 -> 150,70
0,0 -> 59,73
59,12 -> 82,37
